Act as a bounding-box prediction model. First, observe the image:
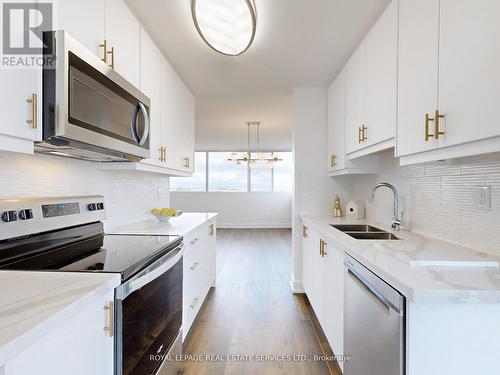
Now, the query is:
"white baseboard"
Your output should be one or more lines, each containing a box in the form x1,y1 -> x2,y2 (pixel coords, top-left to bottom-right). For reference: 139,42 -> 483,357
289,273 -> 304,294
217,223 -> 292,229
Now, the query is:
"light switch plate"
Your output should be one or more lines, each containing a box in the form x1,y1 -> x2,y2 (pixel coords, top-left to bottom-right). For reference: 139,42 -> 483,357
472,186 -> 491,211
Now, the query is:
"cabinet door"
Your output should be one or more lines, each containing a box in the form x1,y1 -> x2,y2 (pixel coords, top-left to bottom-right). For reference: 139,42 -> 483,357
397,0 -> 439,157
160,57 -> 195,172
55,0 -> 105,58
344,43 -> 366,154
327,71 -> 346,171
365,0 -> 397,147
438,0 -> 500,148
320,240 -> 344,360
5,291 -> 114,375
302,225 -> 313,294
139,28 -> 162,166
0,70 -> 41,145
104,0 -> 140,87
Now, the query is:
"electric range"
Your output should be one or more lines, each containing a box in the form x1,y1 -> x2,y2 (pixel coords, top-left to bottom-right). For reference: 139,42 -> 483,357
0,196 -> 183,375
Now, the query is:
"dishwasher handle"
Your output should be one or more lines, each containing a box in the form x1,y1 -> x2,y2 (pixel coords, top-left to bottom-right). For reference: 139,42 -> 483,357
345,259 -> 403,314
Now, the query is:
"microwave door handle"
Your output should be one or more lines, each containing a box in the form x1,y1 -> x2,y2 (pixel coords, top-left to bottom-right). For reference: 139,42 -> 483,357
116,245 -> 183,300
130,105 -> 140,144
131,103 -> 150,146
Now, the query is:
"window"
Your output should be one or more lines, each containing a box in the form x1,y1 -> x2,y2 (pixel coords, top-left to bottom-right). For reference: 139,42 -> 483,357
208,152 -> 247,192
250,152 -> 272,192
170,151 -> 293,192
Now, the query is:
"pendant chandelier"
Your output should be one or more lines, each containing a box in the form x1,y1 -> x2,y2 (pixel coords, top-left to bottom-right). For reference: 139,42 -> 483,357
228,122 -> 283,168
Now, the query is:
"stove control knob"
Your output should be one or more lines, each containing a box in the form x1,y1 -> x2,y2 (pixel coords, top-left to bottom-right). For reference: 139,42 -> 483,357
19,209 -> 34,220
1,210 -> 18,223
97,203 -> 104,210
87,203 -> 97,211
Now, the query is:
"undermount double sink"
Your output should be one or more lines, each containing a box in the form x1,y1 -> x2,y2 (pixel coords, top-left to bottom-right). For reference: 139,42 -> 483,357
330,224 -> 400,241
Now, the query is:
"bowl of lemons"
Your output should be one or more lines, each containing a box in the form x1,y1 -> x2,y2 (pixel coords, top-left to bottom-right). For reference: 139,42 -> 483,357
150,208 -> 183,222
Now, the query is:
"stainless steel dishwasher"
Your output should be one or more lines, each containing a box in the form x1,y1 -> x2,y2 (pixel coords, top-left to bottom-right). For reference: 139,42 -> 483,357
344,254 -> 405,375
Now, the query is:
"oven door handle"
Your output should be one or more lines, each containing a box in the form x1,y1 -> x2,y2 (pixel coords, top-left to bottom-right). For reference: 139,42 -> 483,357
116,244 -> 183,300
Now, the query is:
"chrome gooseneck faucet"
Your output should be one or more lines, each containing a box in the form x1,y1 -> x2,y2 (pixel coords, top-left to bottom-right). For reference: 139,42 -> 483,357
368,182 -> 402,231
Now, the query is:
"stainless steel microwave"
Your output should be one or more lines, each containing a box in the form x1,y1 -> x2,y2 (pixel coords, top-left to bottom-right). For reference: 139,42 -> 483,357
36,31 -> 151,162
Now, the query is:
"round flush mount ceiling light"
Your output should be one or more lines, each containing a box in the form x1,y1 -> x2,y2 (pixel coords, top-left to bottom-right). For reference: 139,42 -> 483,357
191,0 -> 257,56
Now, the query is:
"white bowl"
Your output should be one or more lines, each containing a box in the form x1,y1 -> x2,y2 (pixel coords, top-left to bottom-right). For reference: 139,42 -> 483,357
152,210 -> 183,222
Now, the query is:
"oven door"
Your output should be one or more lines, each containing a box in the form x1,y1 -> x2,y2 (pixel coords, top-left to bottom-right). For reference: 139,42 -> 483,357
42,31 -> 151,161
115,243 -> 183,375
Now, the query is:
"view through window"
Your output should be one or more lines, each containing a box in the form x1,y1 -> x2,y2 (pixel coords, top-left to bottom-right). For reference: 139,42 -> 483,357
170,152 -> 293,192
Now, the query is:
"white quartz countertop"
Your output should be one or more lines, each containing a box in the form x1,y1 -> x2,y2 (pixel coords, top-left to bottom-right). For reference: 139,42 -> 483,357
108,212 -> 218,236
302,215 -> 500,304
0,271 -> 120,364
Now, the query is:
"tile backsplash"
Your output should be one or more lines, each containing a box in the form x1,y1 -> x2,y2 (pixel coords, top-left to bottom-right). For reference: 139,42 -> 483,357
0,151 -> 170,229
402,154 -> 500,256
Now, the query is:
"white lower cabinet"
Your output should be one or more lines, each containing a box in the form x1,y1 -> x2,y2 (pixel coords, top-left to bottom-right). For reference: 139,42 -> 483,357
182,221 -> 217,341
4,289 -> 115,375
301,223 -> 344,364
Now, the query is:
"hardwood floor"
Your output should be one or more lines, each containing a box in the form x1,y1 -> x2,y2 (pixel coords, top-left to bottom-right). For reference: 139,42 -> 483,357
182,229 -> 332,375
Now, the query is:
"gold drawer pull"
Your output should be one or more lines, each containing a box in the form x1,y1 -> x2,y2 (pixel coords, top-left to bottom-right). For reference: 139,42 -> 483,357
302,225 -> 308,239
190,261 -> 200,270
184,156 -> 191,169
330,154 -> 337,168
190,238 -> 199,245
99,40 -> 108,63
424,113 -> 435,141
107,46 -> 115,69
319,239 -> 327,258
190,297 -> 199,309
103,301 -> 114,337
434,110 -> 445,139
26,93 -> 37,129
208,224 -> 214,236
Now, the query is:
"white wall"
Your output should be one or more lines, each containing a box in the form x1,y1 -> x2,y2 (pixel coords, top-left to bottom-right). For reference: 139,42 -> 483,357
171,192 -> 292,228
0,152 -> 170,230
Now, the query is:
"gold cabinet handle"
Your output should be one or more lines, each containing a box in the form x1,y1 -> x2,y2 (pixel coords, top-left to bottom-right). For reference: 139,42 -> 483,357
320,239 -> 327,258
26,93 -> 37,129
358,126 -> 362,143
107,46 -> 115,69
424,113 -> 435,141
361,125 -> 367,142
190,261 -> 200,270
184,156 -> 190,169
163,147 -> 167,162
99,40 -> 108,64
434,110 -> 445,139
302,225 -> 308,239
158,146 -> 164,162
190,238 -> 199,245
103,301 -> 114,337
330,154 -> 337,168
208,224 -> 214,236
190,297 -> 199,309
158,146 -> 167,162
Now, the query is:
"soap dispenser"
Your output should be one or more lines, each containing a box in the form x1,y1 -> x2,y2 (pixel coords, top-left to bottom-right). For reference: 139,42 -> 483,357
333,195 -> 342,217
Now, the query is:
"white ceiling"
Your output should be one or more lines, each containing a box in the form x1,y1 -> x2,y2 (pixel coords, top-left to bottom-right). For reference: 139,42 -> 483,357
126,0 -> 390,150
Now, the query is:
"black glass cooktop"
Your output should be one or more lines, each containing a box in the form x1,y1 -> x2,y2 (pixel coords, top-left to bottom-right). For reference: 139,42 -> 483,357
0,222 -> 181,281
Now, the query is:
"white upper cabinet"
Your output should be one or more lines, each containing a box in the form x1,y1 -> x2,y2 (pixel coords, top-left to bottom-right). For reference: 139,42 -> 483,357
364,0 -> 397,148
397,0 -> 439,157
139,28 -> 162,167
344,43 -> 366,155
55,0 -> 105,58
327,72 -> 346,172
104,0 -> 140,87
437,0 -> 500,148
160,57 -> 195,173
344,0 -> 397,157
398,0 -> 500,164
